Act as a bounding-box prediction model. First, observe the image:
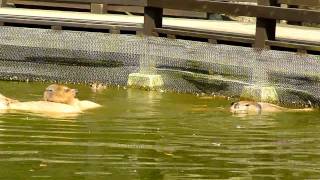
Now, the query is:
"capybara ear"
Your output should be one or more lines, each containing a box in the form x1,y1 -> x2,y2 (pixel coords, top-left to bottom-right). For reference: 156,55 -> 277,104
231,102 -> 235,106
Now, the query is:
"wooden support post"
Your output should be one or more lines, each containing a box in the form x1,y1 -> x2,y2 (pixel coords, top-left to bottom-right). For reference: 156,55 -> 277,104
136,30 -> 143,36
208,39 -> 218,44
143,6 -> 163,36
0,0 -> 7,26
167,34 -> 176,39
254,0 -> 278,49
0,0 -> 7,7
51,25 -> 62,30
110,27 -> 120,34
297,48 -> 307,54
91,3 -> 107,14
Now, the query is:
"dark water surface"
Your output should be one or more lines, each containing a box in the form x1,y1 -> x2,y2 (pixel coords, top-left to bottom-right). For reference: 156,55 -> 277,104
0,81 -> 319,179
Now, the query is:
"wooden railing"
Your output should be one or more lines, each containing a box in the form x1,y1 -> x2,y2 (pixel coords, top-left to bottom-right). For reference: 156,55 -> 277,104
145,0 -> 320,50
0,0 -> 319,53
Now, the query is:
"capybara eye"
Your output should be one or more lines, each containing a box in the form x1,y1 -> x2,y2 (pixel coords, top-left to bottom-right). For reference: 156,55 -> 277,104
245,104 -> 250,106
64,88 -> 70,92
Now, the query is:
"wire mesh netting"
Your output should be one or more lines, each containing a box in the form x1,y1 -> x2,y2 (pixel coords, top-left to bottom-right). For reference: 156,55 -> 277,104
0,26 -> 320,108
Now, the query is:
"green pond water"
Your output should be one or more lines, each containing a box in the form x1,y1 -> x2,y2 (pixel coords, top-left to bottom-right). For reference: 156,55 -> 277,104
0,81 -> 320,179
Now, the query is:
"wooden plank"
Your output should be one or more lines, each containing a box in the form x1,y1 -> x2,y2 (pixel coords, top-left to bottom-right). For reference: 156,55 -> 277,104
266,40 -> 320,52
279,0 -> 320,6
155,28 -> 255,44
108,5 -> 207,18
0,14 -> 141,32
286,5 -> 302,25
8,0 -> 90,9
156,27 -> 320,52
9,1 -> 207,18
9,0 -> 320,7
45,0 -> 148,6
103,5 -> 143,13
205,0 -> 319,6
164,9 -> 207,19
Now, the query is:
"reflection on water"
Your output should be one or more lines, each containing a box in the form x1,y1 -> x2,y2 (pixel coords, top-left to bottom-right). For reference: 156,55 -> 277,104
0,81 -> 320,179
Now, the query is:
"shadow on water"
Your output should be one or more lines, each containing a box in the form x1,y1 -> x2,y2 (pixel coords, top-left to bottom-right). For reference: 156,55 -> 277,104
0,81 -> 319,179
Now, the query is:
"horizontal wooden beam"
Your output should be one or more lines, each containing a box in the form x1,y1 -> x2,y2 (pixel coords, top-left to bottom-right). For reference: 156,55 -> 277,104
279,0 -> 320,6
9,1 -> 208,19
266,40 -> 320,52
8,0 -> 320,7
0,14 -> 142,30
38,0 -> 148,6
155,27 -> 255,44
155,27 -> 320,52
8,0 -> 90,9
200,0 -> 320,6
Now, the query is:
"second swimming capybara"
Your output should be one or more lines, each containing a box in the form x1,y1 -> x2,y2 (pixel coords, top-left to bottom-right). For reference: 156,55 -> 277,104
230,101 -> 313,114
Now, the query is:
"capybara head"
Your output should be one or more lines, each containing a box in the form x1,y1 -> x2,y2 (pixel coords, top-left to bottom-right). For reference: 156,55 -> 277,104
230,101 -> 262,114
43,84 -> 77,104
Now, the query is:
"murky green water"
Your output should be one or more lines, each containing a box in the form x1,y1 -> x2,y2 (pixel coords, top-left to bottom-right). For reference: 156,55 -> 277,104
0,81 -> 320,179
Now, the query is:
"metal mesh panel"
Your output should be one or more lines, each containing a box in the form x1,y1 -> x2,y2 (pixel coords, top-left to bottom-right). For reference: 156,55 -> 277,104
0,26 -> 320,108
